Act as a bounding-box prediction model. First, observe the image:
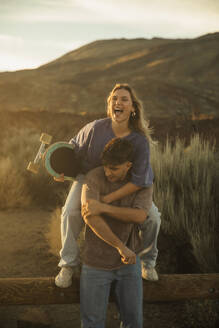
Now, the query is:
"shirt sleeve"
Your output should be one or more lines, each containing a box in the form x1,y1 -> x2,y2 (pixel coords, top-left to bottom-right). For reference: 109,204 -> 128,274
131,136 -> 154,187
69,121 -> 94,157
132,185 -> 153,213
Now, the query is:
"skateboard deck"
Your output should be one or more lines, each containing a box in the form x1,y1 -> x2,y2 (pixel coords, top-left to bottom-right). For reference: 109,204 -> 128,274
27,133 -> 81,181
44,142 -> 81,180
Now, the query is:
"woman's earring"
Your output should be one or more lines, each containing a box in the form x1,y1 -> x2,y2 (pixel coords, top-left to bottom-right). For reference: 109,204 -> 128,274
131,111 -> 136,118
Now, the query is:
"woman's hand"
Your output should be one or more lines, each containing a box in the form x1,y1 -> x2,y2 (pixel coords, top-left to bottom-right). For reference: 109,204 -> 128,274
53,173 -> 65,182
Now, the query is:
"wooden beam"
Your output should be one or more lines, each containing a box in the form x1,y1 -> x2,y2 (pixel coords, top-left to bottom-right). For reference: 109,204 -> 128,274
0,274 -> 218,306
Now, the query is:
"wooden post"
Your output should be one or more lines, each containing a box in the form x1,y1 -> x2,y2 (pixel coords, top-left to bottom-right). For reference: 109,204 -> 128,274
0,274 -> 218,306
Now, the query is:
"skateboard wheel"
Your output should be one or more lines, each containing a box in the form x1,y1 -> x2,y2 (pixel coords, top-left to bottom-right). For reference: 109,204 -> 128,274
27,161 -> 40,174
40,133 -> 52,144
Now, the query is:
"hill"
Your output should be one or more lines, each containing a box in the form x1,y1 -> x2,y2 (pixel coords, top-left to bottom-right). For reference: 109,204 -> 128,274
0,32 -> 219,118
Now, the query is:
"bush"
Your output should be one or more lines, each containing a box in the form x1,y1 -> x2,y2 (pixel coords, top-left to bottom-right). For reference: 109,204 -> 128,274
151,134 -> 218,272
0,128 -> 68,209
0,157 -> 31,209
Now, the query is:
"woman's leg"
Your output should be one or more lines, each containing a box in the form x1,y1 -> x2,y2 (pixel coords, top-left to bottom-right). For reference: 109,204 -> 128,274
55,174 -> 85,288
59,175 -> 84,267
138,202 -> 161,278
58,174 -> 85,268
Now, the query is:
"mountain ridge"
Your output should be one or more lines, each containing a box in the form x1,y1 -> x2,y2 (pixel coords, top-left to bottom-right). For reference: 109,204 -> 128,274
0,32 -> 218,118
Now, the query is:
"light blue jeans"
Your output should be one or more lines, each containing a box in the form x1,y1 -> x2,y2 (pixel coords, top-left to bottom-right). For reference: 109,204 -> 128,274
58,174 -> 161,268
80,257 -> 143,328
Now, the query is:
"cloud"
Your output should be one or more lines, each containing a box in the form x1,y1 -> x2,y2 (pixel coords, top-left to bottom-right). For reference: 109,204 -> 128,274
0,33 -> 85,54
1,0 -> 219,28
0,0 -> 99,23
0,33 -> 87,71
0,34 -> 25,49
0,0 -> 218,71
0,53 -> 37,71
102,0 -> 219,15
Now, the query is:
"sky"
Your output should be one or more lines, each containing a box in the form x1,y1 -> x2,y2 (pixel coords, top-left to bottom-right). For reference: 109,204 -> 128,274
0,0 -> 219,72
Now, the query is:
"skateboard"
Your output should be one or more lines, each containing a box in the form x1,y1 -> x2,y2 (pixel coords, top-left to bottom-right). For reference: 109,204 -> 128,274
27,133 -> 81,181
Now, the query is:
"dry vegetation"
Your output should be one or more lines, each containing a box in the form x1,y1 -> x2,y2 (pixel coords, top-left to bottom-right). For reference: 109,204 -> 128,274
0,118 -> 218,273
0,31 -> 218,328
0,114 -> 218,327
151,135 -> 218,273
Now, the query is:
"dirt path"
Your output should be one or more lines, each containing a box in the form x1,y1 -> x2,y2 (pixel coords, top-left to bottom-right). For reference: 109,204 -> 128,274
0,209 -> 217,328
0,208 -> 81,328
0,209 -> 58,278
0,208 -> 118,328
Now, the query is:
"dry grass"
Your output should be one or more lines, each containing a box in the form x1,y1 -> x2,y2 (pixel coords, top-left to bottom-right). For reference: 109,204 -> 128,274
0,123 -> 218,327
0,156 -> 31,209
0,127 -> 68,209
151,134 -> 218,272
45,207 -> 62,257
0,123 -> 218,273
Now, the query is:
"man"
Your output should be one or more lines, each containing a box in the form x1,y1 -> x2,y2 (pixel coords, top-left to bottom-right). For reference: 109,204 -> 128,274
80,138 -> 154,328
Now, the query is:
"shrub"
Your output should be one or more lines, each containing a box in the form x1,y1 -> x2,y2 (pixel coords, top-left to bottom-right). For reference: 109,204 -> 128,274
151,134 -> 218,272
0,156 -> 31,209
0,128 -> 68,209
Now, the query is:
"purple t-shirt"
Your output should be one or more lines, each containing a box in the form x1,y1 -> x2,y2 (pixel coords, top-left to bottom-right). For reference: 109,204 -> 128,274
69,117 -> 154,187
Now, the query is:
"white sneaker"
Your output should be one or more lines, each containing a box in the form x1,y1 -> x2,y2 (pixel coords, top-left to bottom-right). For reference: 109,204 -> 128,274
141,265 -> 159,281
55,266 -> 74,288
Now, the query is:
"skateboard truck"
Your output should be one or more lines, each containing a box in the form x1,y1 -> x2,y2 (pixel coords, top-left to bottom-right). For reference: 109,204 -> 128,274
27,133 -> 52,174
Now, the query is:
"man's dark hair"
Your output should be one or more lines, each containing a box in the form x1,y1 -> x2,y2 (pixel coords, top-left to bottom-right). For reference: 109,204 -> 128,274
101,138 -> 133,165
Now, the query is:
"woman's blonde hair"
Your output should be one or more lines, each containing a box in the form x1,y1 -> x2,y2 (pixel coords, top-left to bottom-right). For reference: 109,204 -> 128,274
107,83 -> 153,143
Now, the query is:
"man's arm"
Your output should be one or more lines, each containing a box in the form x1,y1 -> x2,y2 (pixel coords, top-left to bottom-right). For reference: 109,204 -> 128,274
81,183 -> 136,264
83,199 -> 147,224
82,210 -> 136,264
84,185 -> 153,224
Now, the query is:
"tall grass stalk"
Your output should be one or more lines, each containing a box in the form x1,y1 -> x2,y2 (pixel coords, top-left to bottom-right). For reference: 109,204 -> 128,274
151,134 -> 218,272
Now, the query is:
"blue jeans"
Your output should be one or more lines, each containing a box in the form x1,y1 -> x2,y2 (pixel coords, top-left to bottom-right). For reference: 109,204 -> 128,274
59,174 -> 85,267
80,257 -> 143,328
58,175 -> 161,268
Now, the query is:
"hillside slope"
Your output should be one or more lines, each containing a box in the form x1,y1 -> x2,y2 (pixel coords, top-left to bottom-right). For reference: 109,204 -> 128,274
0,33 -> 218,118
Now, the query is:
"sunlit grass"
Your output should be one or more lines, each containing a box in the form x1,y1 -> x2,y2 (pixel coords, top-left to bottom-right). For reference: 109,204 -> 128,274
151,134 -> 218,272
0,126 -> 218,273
0,128 -> 68,209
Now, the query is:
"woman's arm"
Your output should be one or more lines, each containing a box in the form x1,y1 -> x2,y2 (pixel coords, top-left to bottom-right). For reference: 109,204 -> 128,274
102,137 -> 153,204
102,182 -> 141,204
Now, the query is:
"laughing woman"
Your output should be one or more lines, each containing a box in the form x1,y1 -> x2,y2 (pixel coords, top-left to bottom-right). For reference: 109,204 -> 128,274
54,83 -> 161,288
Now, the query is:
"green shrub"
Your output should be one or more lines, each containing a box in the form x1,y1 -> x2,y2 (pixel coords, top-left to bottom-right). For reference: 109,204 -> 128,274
151,134 -> 218,272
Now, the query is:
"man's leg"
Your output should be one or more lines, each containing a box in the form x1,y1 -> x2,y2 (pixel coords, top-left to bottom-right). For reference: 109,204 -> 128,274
80,264 -> 113,328
114,257 -> 143,328
138,202 -> 161,280
55,174 -> 85,288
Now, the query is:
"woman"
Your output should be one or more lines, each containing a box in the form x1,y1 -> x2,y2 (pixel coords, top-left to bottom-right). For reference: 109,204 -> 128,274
55,83 -> 161,288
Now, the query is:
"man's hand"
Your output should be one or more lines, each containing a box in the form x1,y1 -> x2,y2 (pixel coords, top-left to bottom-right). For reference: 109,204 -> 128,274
118,245 -> 136,265
101,194 -> 113,204
82,199 -> 104,217
53,173 -> 65,182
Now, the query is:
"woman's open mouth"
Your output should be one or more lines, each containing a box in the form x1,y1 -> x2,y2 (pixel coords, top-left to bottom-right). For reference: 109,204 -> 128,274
113,108 -> 124,117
